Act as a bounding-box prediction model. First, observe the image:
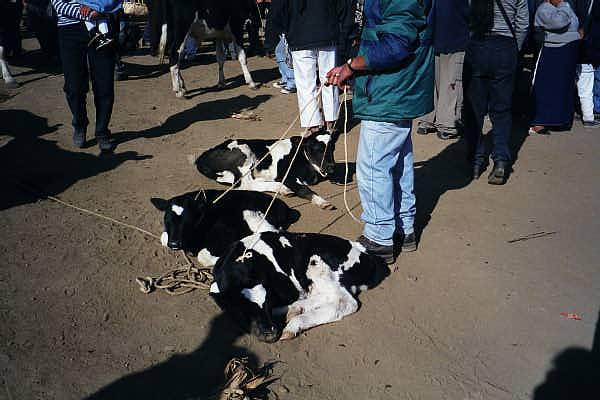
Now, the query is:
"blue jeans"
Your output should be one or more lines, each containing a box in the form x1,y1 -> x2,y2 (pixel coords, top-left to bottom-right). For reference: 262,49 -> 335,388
357,120 -> 415,246
275,35 -> 295,89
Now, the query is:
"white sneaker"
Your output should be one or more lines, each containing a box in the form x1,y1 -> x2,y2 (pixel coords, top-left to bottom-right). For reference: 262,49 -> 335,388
280,87 -> 296,94
272,81 -> 286,89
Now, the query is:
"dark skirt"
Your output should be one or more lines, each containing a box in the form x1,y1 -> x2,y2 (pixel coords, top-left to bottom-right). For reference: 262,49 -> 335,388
531,40 -> 579,127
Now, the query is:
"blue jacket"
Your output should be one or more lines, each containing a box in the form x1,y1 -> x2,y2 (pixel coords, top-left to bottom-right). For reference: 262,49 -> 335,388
432,0 -> 469,53
352,0 -> 434,122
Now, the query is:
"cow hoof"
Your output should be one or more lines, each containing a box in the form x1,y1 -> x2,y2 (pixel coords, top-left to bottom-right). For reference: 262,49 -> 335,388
248,82 -> 259,90
4,80 -> 19,89
217,82 -> 226,89
175,90 -> 186,98
320,202 -> 337,211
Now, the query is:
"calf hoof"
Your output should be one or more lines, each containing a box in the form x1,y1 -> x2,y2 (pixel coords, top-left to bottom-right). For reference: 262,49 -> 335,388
175,89 -> 186,98
217,82 -> 226,89
248,82 -> 259,90
286,306 -> 304,322
279,330 -> 297,341
320,202 -> 337,211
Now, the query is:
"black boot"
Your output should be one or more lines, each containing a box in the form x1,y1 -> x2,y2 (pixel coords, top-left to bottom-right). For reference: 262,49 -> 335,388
488,160 -> 509,185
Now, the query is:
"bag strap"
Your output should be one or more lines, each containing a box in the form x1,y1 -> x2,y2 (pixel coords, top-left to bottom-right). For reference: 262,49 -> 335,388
494,0 -> 518,41
582,0 -> 595,36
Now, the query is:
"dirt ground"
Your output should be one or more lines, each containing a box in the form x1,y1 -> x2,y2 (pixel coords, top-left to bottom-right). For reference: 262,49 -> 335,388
1,38 -> 599,400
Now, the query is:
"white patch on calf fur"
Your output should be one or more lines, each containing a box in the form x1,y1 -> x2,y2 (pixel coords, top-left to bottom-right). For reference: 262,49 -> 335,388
197,248 -> 219,267
160,232 -> 168,247
315,134 -> 331,145
241,235 -> 286,275
241,284 -> 267,308
279,237 -> 292,248
242,210 -> 277,233
341,242 -> 364,271
216,170 -> 235,184
253,139 -> 293,181
209,282 -> 220,294
171,204 -> 184,216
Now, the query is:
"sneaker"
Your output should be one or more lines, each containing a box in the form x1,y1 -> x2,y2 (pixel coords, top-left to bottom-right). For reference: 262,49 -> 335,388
280,86 -> 296,94
358,235 -> 395,264
97,135 -> 116,152
73,126 -> 86,148
582,120 -> 600,129
95,34 -> 114,51
399,232 -> 417,252
272,80 -> 286,89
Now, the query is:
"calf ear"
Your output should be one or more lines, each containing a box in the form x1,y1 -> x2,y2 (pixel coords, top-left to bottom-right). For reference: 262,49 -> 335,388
150,197 -> 169,211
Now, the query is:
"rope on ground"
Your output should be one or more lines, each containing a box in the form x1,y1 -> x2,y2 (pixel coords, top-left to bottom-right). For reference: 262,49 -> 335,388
214,357 -> 278,400
136,251 -> 213,295
9,178 -> 213,295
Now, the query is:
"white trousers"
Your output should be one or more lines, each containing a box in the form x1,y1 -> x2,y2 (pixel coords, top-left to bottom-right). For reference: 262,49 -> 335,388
577,63 -> 596,122
291,46 -> 339,128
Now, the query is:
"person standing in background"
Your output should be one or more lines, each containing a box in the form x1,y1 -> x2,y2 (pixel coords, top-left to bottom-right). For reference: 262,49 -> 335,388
417,0 -> 469,140
463,0 -> 529,185
51,0 -> 117,152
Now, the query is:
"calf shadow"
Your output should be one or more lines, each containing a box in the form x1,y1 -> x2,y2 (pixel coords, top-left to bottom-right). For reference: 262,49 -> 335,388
0,109 -> 151,211
114,94 -> 272,145
184,67 -> 279,99
533,309 -> 600,399
84,313 -> 262,400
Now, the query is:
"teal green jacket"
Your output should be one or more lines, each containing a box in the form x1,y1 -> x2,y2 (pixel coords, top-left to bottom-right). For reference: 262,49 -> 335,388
353,0 -> 434,122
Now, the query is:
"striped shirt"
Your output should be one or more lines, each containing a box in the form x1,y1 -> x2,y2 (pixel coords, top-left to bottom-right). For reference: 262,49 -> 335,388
51,0 -> 90,26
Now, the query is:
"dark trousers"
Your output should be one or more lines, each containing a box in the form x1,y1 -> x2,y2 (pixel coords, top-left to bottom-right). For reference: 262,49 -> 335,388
58,23 -> 115,137
463,35 -> 518,164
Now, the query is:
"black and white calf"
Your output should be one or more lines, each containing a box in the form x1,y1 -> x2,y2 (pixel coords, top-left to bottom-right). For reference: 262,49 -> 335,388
150,189 -> 300,266
158,0 -> 257,97
195,129 -> 340,209
209,232 -> 389,342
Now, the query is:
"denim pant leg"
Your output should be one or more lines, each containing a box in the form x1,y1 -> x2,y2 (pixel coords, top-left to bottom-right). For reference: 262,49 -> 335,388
357,120 -> 415,246
275,35 -> 295,89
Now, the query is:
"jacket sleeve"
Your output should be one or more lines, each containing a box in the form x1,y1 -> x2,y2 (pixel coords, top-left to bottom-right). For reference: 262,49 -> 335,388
515,0 -> 530,50
363,0 -> 426,71
51,0 -> 89,21
264,0 -> 282,52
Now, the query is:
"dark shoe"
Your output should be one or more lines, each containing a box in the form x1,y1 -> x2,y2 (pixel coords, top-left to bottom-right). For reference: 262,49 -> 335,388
472,164 -> 484,180
417,126 -> 437,135
95,34 -> 114,51
358,235 -> 395,264
97,135 -> 116,152
399,232 -> 417,252
488,161 -> 509,185
280,86 -> 296,94
73,126 -> 86,148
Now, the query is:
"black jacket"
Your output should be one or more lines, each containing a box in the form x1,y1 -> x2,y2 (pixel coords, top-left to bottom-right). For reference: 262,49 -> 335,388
268,0 -> 354,52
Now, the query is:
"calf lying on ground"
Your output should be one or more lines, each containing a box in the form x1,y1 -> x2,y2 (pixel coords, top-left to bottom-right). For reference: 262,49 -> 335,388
209,232 -> 389,342
150,190 -> 300,266
195,129 -> 339,210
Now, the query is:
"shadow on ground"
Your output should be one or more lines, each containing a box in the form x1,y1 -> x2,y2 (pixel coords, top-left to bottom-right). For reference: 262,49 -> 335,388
533,309 -> 600,399
0,109 -> 151,211
84,313 -> 260,400
414,114 -> 530,238
114,94 -> 272,145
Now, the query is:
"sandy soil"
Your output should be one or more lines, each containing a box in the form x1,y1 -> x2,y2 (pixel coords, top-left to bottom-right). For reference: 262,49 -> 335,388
1,38 -> 599,400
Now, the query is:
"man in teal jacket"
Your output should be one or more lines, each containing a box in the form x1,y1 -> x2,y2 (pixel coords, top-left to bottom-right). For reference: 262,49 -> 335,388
326,0 -> 433,264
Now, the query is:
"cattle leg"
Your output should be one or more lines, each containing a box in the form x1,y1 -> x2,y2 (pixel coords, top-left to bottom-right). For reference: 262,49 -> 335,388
285,180 -> 336,210
233,42 -> 258,90
197,248 -> 219,267
280,294 -> 358,340
239,179 -> 293,196
0,46 -> 17,89
215,39 -> 226,88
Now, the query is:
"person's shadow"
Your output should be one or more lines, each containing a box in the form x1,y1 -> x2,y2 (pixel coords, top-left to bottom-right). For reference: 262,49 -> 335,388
0,109 -> 152,211
533,309 -> 600,399
113,94 -> 272,145
84,312 -> 263,400
414,114 -> 530,238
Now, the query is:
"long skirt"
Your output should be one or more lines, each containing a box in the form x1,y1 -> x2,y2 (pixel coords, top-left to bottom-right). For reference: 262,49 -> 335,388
531,40 -> 579,127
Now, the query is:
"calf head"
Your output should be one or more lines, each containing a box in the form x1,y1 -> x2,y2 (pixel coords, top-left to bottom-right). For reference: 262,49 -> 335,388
210,242 -> 280,343
150,193 -> 208,251
302,129 -> 339,182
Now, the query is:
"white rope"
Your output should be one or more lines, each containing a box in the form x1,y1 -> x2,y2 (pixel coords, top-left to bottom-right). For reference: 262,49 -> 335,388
341,87 -> 362,223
